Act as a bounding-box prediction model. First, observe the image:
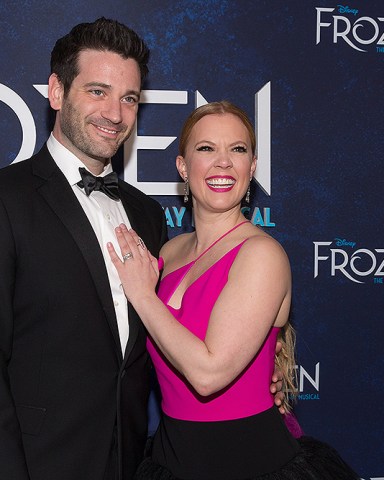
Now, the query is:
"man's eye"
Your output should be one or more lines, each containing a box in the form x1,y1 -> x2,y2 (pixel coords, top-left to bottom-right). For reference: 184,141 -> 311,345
196,145 -> 213,151
123,96 -> 138,103
91,89 -> 104,96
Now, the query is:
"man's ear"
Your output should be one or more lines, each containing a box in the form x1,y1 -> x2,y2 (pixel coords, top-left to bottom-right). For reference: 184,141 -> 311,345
176,155 -> 188,180
48,73 -> 64,111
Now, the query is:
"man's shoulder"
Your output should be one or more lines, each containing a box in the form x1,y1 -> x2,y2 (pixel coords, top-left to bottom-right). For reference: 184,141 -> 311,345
0,146 -> 53,202
0,145 -> 49,180
0,157 -> 32,175
0,158 -> 35,193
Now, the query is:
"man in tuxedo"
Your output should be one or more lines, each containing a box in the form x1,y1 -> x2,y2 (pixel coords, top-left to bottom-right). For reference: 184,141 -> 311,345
0,18 -> 167,480
0,17 -> 285,480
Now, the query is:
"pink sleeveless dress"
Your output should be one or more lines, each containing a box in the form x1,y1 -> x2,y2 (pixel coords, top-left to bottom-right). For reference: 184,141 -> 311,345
136,224 -> 360,479
148,242 -> 279,422
146,225 -> 299,479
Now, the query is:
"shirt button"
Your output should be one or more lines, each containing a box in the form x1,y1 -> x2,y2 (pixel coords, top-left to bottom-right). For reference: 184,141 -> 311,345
106,213 -> 111,221
114,300 -> 119,307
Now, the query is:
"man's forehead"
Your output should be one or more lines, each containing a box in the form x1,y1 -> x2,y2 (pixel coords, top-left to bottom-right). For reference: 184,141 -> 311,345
75,49 -> 141,86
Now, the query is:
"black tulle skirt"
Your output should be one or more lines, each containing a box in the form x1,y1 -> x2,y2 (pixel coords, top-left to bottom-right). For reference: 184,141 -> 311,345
134,436 -> 360,480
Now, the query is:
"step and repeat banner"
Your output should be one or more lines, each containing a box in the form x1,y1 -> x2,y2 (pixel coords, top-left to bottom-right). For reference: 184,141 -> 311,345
1,1 -> 383,477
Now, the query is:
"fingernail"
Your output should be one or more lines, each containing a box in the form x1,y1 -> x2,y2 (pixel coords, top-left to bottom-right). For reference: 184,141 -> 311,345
158,257 -> 164,270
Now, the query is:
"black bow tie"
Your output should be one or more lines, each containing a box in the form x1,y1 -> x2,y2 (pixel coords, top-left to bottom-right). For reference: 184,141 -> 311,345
77,167 -> 120,201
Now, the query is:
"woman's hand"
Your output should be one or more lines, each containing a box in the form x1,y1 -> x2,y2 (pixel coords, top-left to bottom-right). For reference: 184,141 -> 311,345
270,340 -> 286,414
107,224 -> 160,304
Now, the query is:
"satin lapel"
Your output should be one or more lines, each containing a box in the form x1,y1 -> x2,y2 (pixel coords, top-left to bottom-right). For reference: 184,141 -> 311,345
32,147 -> 123,361
118,185 -> 152,364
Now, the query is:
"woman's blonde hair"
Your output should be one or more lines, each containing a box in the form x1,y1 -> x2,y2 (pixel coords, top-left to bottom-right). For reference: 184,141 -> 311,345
275,322 -> 298,412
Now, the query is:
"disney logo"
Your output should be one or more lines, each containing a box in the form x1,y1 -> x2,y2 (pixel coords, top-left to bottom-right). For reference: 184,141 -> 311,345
334,238 -> 356,248
337,5 -> 359,16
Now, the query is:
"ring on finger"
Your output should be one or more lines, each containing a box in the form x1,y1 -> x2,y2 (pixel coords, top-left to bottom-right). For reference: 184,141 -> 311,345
137,237 -> 146,250
123,252 -> 133,261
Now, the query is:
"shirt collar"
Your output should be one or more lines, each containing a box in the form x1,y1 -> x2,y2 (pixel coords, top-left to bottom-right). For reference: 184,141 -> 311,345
47,133 -> 114,187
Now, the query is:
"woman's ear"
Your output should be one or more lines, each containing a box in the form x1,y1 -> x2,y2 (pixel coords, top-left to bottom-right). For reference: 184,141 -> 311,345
250,155 -> 257,178
176,155 -> 188,180
48,73 -> 64,111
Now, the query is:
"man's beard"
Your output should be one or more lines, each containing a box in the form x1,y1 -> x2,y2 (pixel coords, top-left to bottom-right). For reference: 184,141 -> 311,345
60,100 -> 130,162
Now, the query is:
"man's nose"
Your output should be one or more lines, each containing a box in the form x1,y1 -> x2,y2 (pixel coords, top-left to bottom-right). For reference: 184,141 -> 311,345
101,98 -> 122,124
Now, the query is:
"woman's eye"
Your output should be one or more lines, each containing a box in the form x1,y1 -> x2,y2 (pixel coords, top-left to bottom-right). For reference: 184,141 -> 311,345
196,145 -> 213,151
233,145 -> 247,153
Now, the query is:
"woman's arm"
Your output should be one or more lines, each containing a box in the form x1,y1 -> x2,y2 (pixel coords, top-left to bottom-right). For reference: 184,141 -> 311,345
108,225 -> 291,396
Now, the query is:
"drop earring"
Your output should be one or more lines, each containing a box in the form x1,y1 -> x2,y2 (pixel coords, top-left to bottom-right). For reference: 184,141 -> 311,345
245,183 -> 251,204
184,177 -> 189,203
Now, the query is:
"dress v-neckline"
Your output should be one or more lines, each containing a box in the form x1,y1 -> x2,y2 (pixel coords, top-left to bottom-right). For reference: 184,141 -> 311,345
192,220 -> 250,264
165,220 -> 249,309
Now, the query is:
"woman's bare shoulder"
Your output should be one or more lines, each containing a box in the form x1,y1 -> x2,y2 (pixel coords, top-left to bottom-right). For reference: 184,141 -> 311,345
160,232 -> 194,260
237,228 -> 290,269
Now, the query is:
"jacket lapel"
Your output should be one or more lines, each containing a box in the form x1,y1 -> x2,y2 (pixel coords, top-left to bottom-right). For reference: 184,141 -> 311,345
118,181 -> 168,364
119,187 -> 144,363
32,146 -> 123,361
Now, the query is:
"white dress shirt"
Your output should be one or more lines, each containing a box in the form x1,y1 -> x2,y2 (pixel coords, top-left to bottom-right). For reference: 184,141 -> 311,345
47,133 -> 130,354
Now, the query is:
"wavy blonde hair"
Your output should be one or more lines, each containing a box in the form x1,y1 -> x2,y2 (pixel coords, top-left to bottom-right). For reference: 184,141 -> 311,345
275,322 -> 298,412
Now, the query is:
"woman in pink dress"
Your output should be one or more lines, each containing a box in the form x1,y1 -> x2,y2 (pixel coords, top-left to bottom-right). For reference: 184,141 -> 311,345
108,101 -> 359,479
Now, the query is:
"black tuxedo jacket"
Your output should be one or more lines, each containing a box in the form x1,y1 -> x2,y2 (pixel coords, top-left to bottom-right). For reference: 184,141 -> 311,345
0,146 -> 167,480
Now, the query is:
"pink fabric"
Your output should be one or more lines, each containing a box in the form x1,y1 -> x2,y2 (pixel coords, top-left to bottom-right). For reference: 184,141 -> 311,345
147,242 -> 280,422
157,256 -> 164,271
284,412 -> 305,438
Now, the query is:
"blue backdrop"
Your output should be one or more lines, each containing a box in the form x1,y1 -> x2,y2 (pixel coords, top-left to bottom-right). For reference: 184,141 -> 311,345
1,1 -> 383,478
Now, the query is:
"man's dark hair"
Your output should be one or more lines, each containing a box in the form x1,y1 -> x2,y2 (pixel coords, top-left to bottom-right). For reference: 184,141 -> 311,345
50,17 -> 150,94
